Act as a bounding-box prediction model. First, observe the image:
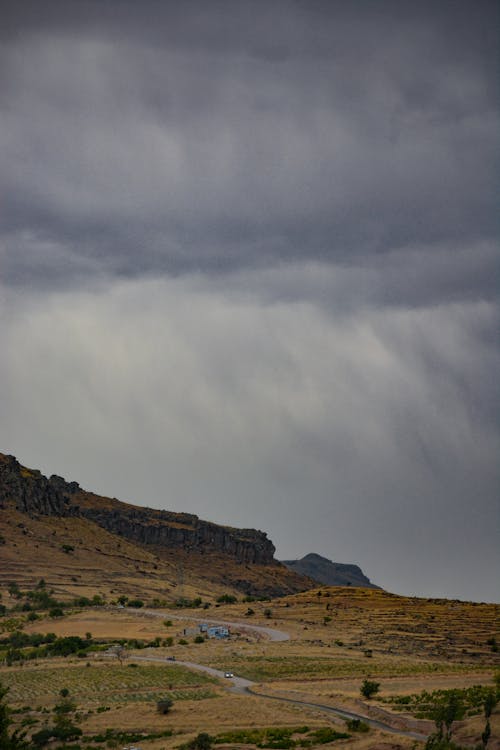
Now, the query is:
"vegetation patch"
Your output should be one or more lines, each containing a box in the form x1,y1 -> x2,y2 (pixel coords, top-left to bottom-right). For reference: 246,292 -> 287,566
1,663 -> 218,704
383,684 -> 499,718
213,726 -> 349,748
196,654 -> 479,681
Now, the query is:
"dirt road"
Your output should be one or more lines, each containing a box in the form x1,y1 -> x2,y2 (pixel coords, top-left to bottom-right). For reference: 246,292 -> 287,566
125,607 -> 428,741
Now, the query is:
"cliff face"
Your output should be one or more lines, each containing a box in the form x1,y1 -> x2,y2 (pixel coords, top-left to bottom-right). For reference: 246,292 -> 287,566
282,552 -> 379,589
0,454 -> 74,517
0,453 -> 275,565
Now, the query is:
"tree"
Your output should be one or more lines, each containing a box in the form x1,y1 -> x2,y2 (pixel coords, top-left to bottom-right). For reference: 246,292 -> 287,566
481,720 -> 491,748
481,690 -> 497,749
0,683 -> 29,749
216,594 -> 237,604
424,691 -> 465,749
187,732 -> 212,750
157,697 -> 173,714
432,691 -> 464,741
360,679 -> 380,699
483,689 -> 497,719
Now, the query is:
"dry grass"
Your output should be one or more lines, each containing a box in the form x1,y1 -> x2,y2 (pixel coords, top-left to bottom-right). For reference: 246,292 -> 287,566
1,520 -> 499,750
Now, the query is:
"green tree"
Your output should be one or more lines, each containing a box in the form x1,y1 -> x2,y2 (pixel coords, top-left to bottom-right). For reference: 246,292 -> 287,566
216,594 -> 237,604
187,732 -> 212,750
360,679 -> 380,699
0,683 -> 29,749
424,690 -> 465,749
483,689 -> 497,719
157,697 -> 173,714
481,720 -> 491,748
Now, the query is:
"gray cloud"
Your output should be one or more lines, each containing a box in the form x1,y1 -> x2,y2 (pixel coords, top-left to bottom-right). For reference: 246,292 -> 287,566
1,278 -> 498,600
0,1 -> 498,600
1,1 -> 498,297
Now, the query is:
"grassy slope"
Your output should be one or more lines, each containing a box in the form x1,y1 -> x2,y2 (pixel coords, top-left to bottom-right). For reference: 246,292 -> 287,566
0,503 -> 306,603
1,586 -> 498,749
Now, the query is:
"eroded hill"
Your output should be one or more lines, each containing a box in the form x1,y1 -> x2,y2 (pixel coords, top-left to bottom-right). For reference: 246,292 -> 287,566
0,452 -> 311,599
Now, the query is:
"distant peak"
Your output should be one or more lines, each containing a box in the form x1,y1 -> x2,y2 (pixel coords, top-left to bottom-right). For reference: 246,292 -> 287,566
281,552 -> 380,589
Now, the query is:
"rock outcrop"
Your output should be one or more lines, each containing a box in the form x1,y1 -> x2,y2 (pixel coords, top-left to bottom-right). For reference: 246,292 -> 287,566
0,454 -> 73,517
282,552 -> 379,589
0,452 -> 275,565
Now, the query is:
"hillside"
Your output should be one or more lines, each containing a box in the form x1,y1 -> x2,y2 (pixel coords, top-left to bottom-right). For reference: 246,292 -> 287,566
282,552 -> 379,589
0,452 -> 311,599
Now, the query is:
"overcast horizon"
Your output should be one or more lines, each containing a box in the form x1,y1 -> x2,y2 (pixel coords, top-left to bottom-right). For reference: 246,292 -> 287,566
1,0 -> 498,602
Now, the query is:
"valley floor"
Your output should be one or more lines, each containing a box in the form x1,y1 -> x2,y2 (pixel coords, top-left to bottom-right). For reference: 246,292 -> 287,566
1,588 -> 499,749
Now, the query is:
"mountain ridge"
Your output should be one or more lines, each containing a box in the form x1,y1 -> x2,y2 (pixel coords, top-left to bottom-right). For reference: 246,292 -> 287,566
282,552 -> 379,589
0,451 -> 312,598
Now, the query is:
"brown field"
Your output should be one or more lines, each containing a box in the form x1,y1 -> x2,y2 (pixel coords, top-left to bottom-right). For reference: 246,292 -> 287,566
1,586 -> 499,750
1,493 -> 499,749
0,504 -> 302,605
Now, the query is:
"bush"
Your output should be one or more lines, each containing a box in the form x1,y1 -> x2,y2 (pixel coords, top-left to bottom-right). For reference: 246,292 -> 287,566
216,594 -> 237,604
360,679 -> 380,699
184,732 -> 213,750
127,599 -> 144,608
308,727 -> 350,743
194,635 -> 205,644
157,697 -> 173,714
346,719 -> 369,732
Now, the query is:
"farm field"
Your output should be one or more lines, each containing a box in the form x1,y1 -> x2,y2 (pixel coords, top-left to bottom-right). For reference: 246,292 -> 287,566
1,586 -> 499,749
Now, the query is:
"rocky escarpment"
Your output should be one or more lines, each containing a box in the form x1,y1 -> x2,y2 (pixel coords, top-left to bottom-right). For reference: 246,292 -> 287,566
282,552 -> 379,589
0,453 -> 275,565
0,454 -> 75,516
79,506 -> 274,564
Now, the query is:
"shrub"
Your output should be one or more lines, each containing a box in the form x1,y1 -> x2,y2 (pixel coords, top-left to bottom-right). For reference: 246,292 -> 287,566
185,732 -> 213,750
194,635 -> 205,644
346,719 -> 369,732
157,697 -> 173,714
360,679 -> 380,699
127,599 -> 144,608
216,594 -> 237,604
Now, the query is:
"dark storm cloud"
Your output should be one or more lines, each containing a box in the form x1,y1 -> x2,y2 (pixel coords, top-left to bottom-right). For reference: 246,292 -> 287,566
0,1 -> 499,601
1,279 -> 498,600
1,0 -> 498,304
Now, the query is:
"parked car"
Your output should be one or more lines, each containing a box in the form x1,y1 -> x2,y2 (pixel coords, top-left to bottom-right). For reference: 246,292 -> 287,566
224,671 -> 234,678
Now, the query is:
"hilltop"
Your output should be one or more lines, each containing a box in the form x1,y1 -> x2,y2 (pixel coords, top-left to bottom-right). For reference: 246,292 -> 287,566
282,552 -> 379,589
0,451 -> 311,600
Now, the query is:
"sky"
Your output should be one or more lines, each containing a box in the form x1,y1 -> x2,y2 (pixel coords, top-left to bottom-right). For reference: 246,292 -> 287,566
1,0 -> 498,602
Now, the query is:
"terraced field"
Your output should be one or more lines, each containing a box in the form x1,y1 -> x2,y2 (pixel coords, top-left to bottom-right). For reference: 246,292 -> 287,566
1,662 -> 218,705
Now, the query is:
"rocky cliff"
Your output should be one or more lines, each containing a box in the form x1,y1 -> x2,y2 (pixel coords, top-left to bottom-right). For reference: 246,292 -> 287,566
282,552 -> 379,589
0,453 -> 275,565
0,454 -> 75,516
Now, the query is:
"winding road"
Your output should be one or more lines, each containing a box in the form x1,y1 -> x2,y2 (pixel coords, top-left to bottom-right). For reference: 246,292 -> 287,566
125,608 -> 428,741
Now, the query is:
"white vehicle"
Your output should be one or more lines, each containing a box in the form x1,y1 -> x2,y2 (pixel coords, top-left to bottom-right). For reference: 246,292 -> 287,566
224,671 -> 234,678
